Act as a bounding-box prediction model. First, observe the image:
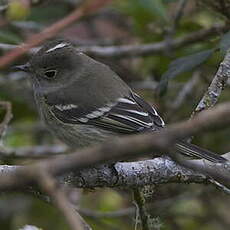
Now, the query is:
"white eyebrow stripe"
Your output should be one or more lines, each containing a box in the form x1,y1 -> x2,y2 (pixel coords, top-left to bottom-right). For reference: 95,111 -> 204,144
46,43 -> 68,53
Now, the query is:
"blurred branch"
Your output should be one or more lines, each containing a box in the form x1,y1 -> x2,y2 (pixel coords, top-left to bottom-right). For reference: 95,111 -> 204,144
0,25 -> 229,59
38,172 -> 87,230
197,0 -> 230,20
173,0 -> 187,28
81,24 -> 229,58
78,191 -> 202,219
170,71 -> 200,110
0,101 -> 12,140
0,0 -> 113,68
0,103 -> 230,192
79,207 -> 134,219
163,0 -> 187,55
0,145 -> 68,160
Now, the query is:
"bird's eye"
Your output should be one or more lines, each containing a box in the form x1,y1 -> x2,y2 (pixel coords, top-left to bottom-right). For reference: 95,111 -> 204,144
44,70 -> 57,79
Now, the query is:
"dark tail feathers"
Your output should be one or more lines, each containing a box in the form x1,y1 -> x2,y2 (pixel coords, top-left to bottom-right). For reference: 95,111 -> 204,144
175,141 -> 227,163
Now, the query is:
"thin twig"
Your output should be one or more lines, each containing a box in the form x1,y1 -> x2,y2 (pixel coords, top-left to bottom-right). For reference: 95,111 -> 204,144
0,101 -> 13,140
173,0 -> 187,28
170,71 -> 200,110
163,0 -> 187,55
0,25 -> 229,59
78,24 -> 230,58
192,50 -> 230,116
133,188 -> 158,230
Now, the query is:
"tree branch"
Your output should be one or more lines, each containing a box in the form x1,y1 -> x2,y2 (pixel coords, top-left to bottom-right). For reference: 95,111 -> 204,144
80,24 -> 229,58
0,145 -> 68,160
0,103 -> 230,193
38,172 -> 86,230
192,49 -> 230,116
1,153 -> 229,193
0,157 -> 207,190
0,0 -> 113,68
0,25 -> 228,59
0,101 -> 12,140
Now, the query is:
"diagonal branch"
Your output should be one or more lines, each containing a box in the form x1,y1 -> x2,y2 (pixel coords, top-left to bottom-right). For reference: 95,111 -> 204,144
38,172 -> 89,230
0,101 -> 12,140
192,49 -> 230,116
0,0 -> 113,69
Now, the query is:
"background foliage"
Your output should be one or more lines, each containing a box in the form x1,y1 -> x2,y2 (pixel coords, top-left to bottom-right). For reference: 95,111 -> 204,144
0,0 -> 230,229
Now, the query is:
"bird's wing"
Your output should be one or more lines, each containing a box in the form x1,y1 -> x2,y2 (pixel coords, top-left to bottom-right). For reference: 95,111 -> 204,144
47,91 -> 228,163
49,92 -> 165,134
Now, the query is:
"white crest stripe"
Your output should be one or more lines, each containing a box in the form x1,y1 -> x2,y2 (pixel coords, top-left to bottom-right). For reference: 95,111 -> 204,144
46,43 -> 68,53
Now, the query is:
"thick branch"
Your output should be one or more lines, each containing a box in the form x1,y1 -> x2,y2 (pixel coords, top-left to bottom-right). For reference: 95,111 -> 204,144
0,103 -> 230,192
1,154 -> 229,191
0,158 -> 211,189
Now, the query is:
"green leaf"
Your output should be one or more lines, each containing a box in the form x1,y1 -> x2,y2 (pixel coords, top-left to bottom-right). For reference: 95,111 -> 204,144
219,30 -> 230,54
158,49 -> 215,95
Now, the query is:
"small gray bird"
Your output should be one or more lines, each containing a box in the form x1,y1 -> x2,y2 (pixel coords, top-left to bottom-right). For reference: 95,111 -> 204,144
16,40 -> 227,163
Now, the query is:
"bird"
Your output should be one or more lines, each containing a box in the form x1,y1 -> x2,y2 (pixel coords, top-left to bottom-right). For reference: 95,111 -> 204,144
15,39 -> 227,163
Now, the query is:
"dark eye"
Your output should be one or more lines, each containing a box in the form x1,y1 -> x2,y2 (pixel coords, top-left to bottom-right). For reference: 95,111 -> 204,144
44,70 -> 57,79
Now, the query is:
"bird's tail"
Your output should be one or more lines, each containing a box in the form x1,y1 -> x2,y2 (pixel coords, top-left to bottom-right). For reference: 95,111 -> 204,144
175,141 -> 227,163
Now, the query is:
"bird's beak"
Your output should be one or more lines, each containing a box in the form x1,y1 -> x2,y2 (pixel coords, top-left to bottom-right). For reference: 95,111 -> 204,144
13,63 -> 31,72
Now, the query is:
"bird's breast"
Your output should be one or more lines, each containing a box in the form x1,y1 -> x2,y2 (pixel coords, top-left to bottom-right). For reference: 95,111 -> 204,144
35,94 -> 114,148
